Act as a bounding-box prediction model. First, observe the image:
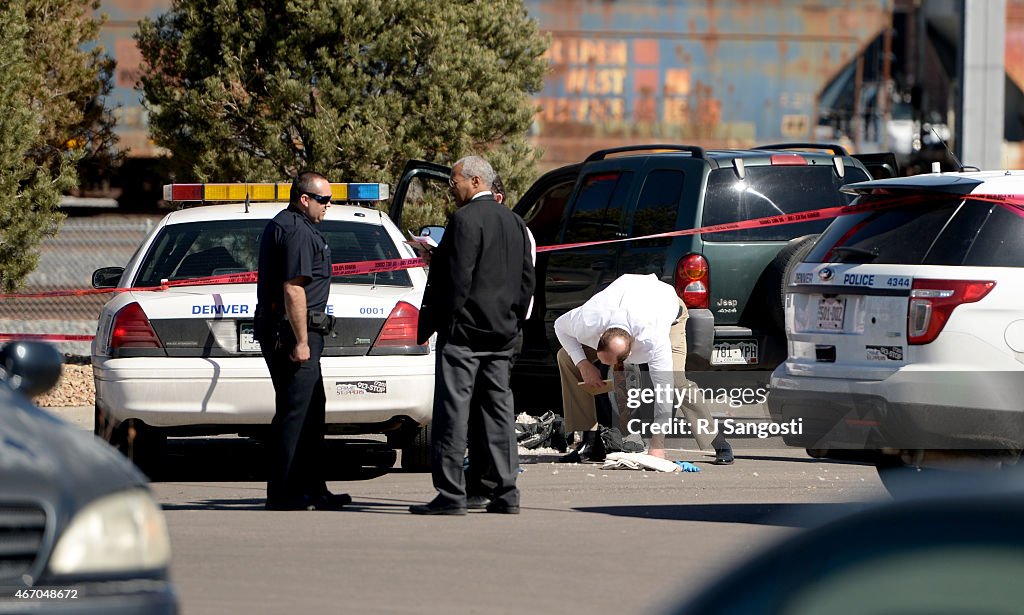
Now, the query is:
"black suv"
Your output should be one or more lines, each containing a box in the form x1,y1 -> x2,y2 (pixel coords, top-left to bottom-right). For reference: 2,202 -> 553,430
391,144 -> 892,401
0,342 -> 177,611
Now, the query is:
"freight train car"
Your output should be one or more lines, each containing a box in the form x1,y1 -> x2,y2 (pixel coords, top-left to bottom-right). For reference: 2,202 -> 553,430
523,0 -> 894,167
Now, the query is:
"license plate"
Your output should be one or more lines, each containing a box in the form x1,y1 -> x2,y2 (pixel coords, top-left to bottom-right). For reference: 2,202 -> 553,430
239,322 -> 261,352
817,297 -> 846,330
711,340 -> 758,365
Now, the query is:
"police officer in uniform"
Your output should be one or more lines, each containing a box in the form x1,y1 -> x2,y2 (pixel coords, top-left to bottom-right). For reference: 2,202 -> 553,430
256,171 -> 351,511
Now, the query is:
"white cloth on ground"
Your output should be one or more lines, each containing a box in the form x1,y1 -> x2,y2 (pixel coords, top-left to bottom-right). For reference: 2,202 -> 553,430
601,452 -> 681,473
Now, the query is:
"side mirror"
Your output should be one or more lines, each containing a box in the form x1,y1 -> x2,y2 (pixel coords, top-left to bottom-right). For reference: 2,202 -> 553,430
92,266 -> 124,289
0,341 -> 63,396
418,225 -> 445,244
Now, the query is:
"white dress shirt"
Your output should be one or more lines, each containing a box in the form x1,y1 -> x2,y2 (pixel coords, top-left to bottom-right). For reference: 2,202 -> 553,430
554,274 -> 681,422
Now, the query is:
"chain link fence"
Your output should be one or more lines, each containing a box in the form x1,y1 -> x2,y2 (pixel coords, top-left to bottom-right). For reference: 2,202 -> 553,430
0,214 -> 161,357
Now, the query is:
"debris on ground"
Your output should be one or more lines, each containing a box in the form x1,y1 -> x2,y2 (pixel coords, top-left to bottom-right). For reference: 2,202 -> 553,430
33,362 -> 94,408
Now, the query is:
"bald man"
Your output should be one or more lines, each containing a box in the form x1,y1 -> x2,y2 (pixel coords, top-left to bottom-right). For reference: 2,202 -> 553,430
554,273 -> 733,464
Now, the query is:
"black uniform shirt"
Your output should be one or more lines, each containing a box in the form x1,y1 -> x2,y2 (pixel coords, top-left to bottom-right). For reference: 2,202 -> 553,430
256,208 -> 332,320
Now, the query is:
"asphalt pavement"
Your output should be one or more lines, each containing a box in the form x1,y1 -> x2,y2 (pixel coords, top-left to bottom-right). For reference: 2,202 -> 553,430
49,406 -> 888,614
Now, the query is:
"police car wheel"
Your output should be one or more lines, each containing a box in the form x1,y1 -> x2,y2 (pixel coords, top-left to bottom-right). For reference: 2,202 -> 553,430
400,423 -> 431,472
108,418 -> 166,477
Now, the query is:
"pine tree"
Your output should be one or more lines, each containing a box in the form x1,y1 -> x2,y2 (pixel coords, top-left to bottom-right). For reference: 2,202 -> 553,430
0,0 -> 116,291
137,0 -> 548,226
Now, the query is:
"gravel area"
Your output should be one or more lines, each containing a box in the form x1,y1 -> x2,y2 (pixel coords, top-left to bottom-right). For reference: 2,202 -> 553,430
33,362 -> 94,408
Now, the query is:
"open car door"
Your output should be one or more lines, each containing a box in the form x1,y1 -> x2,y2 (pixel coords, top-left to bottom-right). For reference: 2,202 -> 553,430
389,160 -> 453,236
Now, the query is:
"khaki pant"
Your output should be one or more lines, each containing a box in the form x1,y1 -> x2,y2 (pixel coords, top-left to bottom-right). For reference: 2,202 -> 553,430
557,298 -> 717,450
557,345 -> 602,433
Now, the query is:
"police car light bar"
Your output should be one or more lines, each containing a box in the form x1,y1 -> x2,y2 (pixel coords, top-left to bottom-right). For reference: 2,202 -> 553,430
162,182 -> 390,203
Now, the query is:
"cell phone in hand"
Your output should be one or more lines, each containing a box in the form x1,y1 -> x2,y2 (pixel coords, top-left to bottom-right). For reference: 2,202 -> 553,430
577,379 -> 613,395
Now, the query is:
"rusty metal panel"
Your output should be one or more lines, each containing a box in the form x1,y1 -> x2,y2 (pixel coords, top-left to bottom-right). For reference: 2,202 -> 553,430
92,0 -> 170,157
525,0 -> 893,166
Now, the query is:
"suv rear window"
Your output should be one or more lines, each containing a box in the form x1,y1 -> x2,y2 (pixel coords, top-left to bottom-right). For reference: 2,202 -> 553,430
806,195 -> 1024,266
701,165 -> 869,242
134,219 -> 412,287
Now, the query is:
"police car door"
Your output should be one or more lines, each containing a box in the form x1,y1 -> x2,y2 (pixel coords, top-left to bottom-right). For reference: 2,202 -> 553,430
389,160 -> 453,239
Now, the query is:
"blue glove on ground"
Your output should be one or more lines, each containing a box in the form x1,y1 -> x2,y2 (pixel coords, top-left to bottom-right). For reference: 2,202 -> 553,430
675,461 -> 701,472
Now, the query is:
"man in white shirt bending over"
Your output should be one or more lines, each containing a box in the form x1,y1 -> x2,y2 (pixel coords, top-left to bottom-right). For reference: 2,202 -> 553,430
553,273 -> 734,464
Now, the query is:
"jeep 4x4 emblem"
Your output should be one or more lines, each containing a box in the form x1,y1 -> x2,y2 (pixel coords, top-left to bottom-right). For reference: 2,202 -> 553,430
819,268 -> 834,281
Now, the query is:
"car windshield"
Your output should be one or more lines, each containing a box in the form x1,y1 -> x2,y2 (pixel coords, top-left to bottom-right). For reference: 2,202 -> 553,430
702,165 -> 870,241
133,219 -> 412,287
806,194 -> 1024,266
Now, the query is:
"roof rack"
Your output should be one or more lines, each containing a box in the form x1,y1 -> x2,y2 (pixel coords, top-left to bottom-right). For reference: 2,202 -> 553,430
162,182 -> 390,203
584,144 -> 705,163
752,143 -> 850,157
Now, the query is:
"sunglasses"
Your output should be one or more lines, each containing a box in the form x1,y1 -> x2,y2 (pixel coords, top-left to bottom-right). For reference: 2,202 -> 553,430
303,192 -> 332,205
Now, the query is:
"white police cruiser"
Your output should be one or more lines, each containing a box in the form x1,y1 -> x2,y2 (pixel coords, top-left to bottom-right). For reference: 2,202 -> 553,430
769,171 -> 1024,485
91,182 -> 434,471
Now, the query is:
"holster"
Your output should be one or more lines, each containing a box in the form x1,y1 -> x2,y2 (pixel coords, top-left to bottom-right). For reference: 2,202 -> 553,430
306,310 -> 336,335
254,317 -> 288,352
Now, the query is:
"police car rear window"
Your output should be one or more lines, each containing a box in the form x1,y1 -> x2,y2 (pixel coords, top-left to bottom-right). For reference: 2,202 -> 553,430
806,195 -> 1024,266
133,219 -> 412,287
701,165 -> 869,242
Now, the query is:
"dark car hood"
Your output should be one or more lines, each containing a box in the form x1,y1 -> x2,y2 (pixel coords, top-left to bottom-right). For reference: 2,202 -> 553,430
0,386 -> 146,512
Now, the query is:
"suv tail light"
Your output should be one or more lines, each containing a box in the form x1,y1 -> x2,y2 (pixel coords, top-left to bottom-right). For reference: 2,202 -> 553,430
907,279 -> 995,345
110,302 -> 162,349
675,254 -> 709,309
370,301 -> 429,355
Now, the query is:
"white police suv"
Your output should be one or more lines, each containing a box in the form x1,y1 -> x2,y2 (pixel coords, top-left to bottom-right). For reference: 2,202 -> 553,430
768,171 -> 1024,478
91,182 -> 434,471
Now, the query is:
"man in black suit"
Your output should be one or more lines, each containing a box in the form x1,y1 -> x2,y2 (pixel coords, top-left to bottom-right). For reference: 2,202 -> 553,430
410,156 -> 535,515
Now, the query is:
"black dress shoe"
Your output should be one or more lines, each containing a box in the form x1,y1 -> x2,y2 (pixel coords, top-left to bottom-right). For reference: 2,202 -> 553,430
558,431 -> 605,463
485,501 -> 520,514
558,449 -> 584,463
714,447 -> 735,465
266,492 -> 352,511
409,499 -> 467,515
466,495 -> 492,510
313,492 -> 353,510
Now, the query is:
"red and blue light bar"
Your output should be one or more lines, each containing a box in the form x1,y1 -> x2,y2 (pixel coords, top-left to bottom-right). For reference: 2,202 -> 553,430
162,182 -> 390,203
